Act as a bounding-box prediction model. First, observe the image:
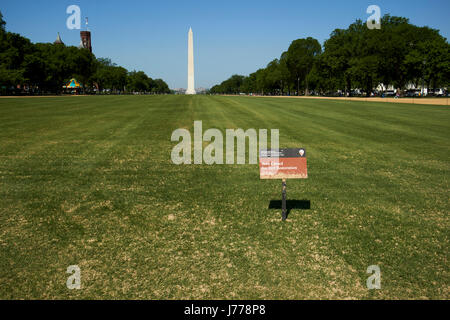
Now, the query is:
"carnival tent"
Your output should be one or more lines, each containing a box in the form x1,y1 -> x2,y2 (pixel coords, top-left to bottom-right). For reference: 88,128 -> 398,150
63,78 -> 82,89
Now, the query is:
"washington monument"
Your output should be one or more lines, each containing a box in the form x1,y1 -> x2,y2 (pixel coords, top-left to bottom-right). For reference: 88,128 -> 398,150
186,27 -> 196,95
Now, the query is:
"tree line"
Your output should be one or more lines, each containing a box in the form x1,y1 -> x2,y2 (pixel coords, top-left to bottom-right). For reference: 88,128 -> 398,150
210,15 -> 449,96
0,11 -> 171,95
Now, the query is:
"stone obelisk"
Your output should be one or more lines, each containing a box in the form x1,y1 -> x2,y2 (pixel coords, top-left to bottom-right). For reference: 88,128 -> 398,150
186,27 -> 196,95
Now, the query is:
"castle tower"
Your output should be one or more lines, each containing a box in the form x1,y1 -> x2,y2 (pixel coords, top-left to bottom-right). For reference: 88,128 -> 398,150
54,32 -> 64,45
80,31 -> 92,52
80,18 -> 92,53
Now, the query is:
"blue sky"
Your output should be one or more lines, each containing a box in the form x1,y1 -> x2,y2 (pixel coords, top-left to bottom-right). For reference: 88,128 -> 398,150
1,0 -> 449,89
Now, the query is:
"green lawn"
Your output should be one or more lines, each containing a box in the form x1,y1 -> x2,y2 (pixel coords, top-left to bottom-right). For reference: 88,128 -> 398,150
0,95 -> 448,299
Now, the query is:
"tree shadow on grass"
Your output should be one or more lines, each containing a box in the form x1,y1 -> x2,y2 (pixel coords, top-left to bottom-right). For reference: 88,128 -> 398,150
268,199 -> 311,219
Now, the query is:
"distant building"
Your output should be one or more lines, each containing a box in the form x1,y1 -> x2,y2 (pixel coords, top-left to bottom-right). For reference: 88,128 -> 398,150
53,18 -> 93,53
173,88 -> 186,94
195,87 -> 208,94
80,31 -> 92,53
54,32 -> 64,45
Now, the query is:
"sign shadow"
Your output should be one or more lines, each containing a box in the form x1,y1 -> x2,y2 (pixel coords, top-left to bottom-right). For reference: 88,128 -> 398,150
268,199 -> 311,219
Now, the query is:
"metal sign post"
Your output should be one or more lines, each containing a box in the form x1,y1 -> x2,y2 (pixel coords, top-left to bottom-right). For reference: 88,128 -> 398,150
282,179 -> 287,221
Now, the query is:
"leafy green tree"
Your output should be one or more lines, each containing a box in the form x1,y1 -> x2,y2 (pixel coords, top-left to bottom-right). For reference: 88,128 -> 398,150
127,71 -> 148,92
0,32 -> 34,88
265,59 -> 283,95
254,69 -> 268,94
286,37 -> 322,95
152,78 -> 170,94
279,52 -> 291,95
23,43 -> 96,93
94,58 -> 128,92
0,11 -> 5,32
211,74 -> 245,94
405,34 -> 450,90
321,15 -> 449,95
0,12 -> 171,95
211,16 -> 449,98
240,73 -> 255,94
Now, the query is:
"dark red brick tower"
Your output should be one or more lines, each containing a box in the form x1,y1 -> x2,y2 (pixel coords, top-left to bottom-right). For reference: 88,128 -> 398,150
80,31 -> 92,53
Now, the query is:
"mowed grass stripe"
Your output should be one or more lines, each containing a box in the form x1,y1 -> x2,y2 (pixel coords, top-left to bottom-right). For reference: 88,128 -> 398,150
0,95 -> 448,299
202,96 -> 449,298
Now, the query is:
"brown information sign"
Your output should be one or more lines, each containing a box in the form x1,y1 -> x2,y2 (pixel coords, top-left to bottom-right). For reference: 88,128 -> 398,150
259,148 -> 308,179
